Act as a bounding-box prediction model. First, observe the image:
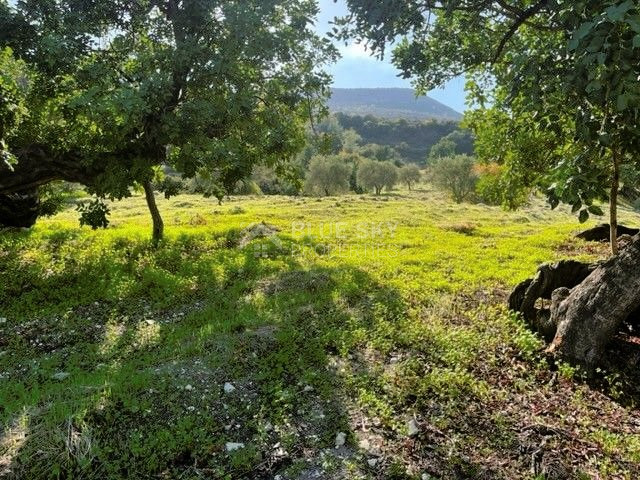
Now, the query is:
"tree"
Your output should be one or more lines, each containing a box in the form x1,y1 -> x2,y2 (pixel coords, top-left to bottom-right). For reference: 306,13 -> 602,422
304,155 -> 352,196
337,0 -> 640,367
0,0 -> 335,242
357,159 -> 398,195
430,155 -> 477,203
398,164 -> 421,190
428,137 -> 456,162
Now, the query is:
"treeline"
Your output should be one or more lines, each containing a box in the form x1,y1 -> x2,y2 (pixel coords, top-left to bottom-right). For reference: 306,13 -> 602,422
334,113 -> 472,164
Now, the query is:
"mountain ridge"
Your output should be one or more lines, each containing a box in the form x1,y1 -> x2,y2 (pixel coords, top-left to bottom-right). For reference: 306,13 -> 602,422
328,88 -> 463,121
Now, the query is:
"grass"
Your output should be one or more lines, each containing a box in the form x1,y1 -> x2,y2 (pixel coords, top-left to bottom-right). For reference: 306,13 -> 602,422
1,187 -> 639,479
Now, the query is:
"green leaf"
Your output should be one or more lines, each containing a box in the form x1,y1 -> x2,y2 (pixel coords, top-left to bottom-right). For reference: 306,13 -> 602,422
633,35 -> 640,48
606,1 -> 634,22
617,93 -> 629,111
571,201 -> 582,213
588,205 -> 604,216
579,209 -> 589,223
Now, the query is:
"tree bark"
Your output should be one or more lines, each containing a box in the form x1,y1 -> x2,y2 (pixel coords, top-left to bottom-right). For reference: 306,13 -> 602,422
547,234 -> 640,367
143,180 -> 164,244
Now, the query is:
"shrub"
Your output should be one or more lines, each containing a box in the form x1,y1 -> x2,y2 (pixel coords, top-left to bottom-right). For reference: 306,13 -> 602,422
398,164 -> 421,190
430,155 -> 477,203
304,155 -> 352,196
474,162 -> 530,209
357,160 -> 398,195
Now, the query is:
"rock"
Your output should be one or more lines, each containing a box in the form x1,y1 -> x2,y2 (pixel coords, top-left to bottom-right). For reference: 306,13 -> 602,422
51,372 -> 70,381
224,382 -> 236,394
407,419 -> 420,437
335,432 -> 346,448
264,421 -> 273,432
225,442 -> 245,452
0,317 -> 6,324
303,385 -> 314,392
185,384 -> 193,391
367,458 -> 378,467
145,319 -> 155,325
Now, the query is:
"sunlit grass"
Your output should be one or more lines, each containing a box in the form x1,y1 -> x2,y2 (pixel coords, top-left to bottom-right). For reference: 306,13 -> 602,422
1,186 -> 638,478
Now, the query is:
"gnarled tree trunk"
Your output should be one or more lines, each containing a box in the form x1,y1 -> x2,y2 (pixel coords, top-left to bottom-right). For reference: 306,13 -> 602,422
510,235 -> 640,368
548,235 -> 640,367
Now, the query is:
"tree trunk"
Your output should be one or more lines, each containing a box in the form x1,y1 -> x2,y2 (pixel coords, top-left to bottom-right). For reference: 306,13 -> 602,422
143,180 -> 164,244
610,150 -> 620,255
547,234 -> 640,368
0,188 -> 40,228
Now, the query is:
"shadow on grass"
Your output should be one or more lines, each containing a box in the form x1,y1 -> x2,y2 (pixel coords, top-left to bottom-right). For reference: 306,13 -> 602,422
1,229 -> 418,478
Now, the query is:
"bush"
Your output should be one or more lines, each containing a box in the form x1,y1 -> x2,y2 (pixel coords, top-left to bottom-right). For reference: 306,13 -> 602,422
356,160 -> 398,195
398,164 -> 421,190
475,163 -> 529,209
430,155 -> 477,203
304,155 -> 352,196
251,165 -> 300,195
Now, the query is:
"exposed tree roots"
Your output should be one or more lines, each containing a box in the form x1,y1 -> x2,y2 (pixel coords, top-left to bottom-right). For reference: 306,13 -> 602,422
510,235 -> 640,367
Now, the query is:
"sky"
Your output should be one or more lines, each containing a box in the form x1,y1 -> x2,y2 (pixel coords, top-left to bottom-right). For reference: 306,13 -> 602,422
316,0 -> 467,113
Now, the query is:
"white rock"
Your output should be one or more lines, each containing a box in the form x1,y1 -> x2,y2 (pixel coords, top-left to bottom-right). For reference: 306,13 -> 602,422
225,442 -> 245,452
185,384 -> 193,391
407,419 -> 420,437
51,372 -> 70,381
224,382 -> 236,394
0,317 -> 6,324
367,458 -> 378,467
145,319 -> 155,325
335,432 -> 346,448
422,474 -> 432,480
303,385 -> 314,392
264,421 -> 273,432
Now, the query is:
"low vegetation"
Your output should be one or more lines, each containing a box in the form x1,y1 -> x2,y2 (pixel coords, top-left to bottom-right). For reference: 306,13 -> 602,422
2,189 -> 639,479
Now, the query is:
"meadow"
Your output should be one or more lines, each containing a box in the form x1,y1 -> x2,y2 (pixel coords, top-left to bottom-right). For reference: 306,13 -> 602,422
1,188 -> 639,479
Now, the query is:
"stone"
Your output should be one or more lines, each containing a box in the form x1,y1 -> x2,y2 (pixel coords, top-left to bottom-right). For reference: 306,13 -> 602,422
224,382 -> 236,394
335,432 -> 346,448
51,372 -> 70,381
225,442 -> 245,452
407,419 -> 420,437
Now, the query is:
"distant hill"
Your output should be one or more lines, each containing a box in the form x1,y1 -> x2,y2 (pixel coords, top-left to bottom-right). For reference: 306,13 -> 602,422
328,88 -> 462,121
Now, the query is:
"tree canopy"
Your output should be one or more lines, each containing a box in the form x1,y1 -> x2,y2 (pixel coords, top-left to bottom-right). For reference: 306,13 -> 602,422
0,0 -> 336,239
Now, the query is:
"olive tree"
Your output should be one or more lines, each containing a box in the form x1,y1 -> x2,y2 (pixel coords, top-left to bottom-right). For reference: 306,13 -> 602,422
430,155 -> 477,203
357,159 -> 398,195
398,164 -> 421,190
0,0 -> 336,242
305,155 -> 352,196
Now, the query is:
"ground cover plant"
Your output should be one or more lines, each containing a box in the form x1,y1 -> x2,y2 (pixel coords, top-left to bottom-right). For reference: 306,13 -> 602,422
2,188 -> 639,479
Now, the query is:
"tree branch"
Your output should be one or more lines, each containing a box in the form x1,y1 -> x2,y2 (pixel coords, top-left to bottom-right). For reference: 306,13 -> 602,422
491,0 -> 549,64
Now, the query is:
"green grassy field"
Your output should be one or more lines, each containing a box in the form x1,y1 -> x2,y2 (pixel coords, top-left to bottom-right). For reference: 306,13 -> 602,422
1,188 -> 639,479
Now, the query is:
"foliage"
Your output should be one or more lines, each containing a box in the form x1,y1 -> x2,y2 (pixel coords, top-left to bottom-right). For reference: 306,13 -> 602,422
336,0 -> 640,252
335,113 -> 459,164
429,129 -> 474,163
0,0 -> 336,236
356,159 -> 398,195
398,164 -> 421,190
474,163 -> 530,210
430,155 -> 478,203
76,198 -> 110,230
0,47 -> 30,169
304,155 -> 352,196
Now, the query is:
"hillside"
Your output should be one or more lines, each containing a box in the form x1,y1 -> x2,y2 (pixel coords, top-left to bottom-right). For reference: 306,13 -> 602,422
328,88 -> 463,121
334,112 -> 462,164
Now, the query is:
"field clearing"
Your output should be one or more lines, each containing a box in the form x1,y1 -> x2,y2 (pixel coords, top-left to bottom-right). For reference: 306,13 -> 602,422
1,188 -> 639,479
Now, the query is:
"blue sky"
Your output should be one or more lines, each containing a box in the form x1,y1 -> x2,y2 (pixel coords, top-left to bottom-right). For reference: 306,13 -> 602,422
316,0 -> 466,113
